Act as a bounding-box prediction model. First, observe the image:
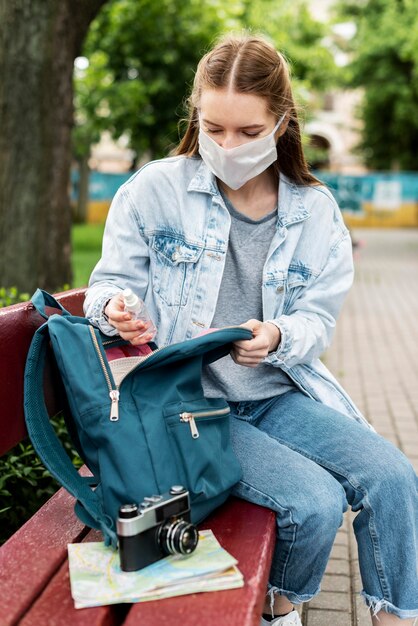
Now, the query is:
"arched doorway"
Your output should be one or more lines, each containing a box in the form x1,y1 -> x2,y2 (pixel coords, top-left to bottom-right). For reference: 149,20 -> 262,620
307,134 -> 331,169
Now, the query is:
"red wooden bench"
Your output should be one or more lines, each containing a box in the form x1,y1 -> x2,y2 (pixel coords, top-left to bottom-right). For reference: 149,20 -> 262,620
0,289 -> 276,626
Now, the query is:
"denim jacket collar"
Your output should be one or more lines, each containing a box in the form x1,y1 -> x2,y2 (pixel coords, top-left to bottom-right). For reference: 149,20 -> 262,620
187,158 -> 219,195
277,175 -> 311,228
187,158 -> 310,228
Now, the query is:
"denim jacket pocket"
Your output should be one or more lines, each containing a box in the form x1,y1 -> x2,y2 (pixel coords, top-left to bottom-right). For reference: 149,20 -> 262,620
151,233 -> 204,306
283,265 -> 313,313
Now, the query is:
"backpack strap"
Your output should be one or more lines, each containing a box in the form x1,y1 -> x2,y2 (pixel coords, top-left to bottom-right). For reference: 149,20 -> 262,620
24,323 -> 117,547
31,288 -> 71,320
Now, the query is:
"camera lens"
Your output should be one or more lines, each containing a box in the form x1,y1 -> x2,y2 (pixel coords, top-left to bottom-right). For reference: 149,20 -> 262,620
158,519 -> 199,556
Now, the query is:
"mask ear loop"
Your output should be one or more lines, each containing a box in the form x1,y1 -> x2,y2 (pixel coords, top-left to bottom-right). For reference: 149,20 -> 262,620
273,112 -> 287,133
197,112 -> 207,133
193,107 -> 200,127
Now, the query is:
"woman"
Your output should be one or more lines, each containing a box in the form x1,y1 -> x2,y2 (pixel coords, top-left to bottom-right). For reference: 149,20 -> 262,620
85,34 -> 418,626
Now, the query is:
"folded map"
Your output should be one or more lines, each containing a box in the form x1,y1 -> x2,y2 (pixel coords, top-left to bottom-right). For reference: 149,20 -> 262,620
68,529 -> 244,609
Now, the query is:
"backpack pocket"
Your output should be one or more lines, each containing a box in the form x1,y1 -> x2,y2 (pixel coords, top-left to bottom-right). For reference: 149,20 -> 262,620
163,397 -> 242,504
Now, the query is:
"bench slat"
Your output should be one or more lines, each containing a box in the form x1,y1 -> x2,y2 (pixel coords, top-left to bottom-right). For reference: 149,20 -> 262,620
0,487 -> 85,625
19,529 -> 125,626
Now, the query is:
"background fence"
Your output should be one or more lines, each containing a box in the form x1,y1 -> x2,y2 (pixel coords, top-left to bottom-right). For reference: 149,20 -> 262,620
71,170 -> 418,227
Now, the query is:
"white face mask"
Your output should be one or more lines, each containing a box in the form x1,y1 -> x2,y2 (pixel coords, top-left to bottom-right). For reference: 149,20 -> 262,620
198,113 -> 286,190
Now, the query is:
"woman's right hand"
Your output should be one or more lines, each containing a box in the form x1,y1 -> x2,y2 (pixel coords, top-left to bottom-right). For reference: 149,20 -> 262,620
104,293 -> 155,345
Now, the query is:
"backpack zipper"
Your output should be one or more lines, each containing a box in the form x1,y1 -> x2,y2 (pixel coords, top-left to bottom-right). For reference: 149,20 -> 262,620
109,390 -> 120,421
89,326 -> 166,421
102,338 -> 121,346
89,326 -> 120,421
179,407 -> 230,439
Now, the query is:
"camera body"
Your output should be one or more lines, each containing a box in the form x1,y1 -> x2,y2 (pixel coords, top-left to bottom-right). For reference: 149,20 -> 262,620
117,485 -> 199,572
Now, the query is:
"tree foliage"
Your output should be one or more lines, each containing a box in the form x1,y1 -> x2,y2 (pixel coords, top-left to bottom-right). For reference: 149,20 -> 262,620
75,0 -> 337,161
76,0 -> 241,160
336,0 -> 418,170
240,0 -> 338,91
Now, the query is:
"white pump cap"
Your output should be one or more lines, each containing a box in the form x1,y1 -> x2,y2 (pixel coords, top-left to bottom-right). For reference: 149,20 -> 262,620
122,288 -> 139,308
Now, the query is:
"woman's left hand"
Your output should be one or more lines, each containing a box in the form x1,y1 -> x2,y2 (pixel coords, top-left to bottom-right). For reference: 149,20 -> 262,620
231,319 -> 281,367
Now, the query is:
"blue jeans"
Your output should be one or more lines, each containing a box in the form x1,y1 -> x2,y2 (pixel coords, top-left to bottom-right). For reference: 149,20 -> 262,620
228,390 -> 418,620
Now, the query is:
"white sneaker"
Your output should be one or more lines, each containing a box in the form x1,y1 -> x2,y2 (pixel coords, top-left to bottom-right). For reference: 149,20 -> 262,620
260,609 -> 302,626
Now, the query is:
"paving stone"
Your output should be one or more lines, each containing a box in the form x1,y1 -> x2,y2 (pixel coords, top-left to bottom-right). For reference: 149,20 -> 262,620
330,544 -> 349,560
392,411 -> 416,420
309,591 -> 351,612
398,424 -> 418,435
325,559 -> 350,576
355,594 -> 372,626
333,533 -> 349,547
307,609 -> 352,626
400,443 -> 418,457
352,569 -> 363,594
321,574 -> 351,593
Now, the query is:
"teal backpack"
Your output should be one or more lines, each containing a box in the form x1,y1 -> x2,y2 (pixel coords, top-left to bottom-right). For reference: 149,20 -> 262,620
24,290 -> 252,547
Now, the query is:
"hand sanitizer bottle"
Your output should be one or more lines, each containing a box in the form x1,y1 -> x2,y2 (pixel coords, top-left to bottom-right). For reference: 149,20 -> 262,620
122,288 -> 156,340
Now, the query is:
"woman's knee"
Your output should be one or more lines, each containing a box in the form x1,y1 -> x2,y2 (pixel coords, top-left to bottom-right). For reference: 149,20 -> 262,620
351,440 -> 418,515
365,441 -> 417,494
284,474 -> 347,538
381,451 -> 417,510
306,488 -> 346,534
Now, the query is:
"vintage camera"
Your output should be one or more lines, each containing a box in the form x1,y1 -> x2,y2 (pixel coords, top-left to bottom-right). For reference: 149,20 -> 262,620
117,485 -> 199,572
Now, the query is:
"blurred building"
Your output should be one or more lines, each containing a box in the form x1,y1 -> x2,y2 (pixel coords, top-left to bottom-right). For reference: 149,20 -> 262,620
89,131 -> 136,173
305,89 -> 366,173
306,0 -> 366,173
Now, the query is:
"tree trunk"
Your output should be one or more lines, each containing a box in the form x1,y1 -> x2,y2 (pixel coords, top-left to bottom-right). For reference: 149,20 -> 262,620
0,0 -> 107,293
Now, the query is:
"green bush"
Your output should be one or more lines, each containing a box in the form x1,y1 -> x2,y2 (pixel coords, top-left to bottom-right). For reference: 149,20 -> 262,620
0,415 -> 82,545
0,286 -> 30,308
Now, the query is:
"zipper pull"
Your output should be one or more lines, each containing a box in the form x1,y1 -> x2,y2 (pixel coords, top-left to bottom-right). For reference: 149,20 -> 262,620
109,390 -> 120,421
179,412 -> 199,439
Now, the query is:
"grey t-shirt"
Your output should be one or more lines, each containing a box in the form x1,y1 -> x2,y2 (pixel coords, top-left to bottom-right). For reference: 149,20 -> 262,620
201,193 -> 294,401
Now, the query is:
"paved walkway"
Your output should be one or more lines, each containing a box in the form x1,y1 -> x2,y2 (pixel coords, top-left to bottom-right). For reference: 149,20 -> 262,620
297,228 -> 418,626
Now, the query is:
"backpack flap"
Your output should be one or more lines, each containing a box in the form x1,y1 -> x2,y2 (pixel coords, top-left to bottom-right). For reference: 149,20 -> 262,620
137,327 -> 253,372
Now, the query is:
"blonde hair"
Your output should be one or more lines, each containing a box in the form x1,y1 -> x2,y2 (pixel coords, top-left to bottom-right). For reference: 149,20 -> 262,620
174,33 -> 320,186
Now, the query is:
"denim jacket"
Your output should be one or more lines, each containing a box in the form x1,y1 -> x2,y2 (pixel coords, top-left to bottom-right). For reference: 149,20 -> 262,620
84,156 -> 371,429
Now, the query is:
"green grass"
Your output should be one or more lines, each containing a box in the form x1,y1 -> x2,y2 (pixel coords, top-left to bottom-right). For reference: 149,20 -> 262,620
71,223 -> 105,288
